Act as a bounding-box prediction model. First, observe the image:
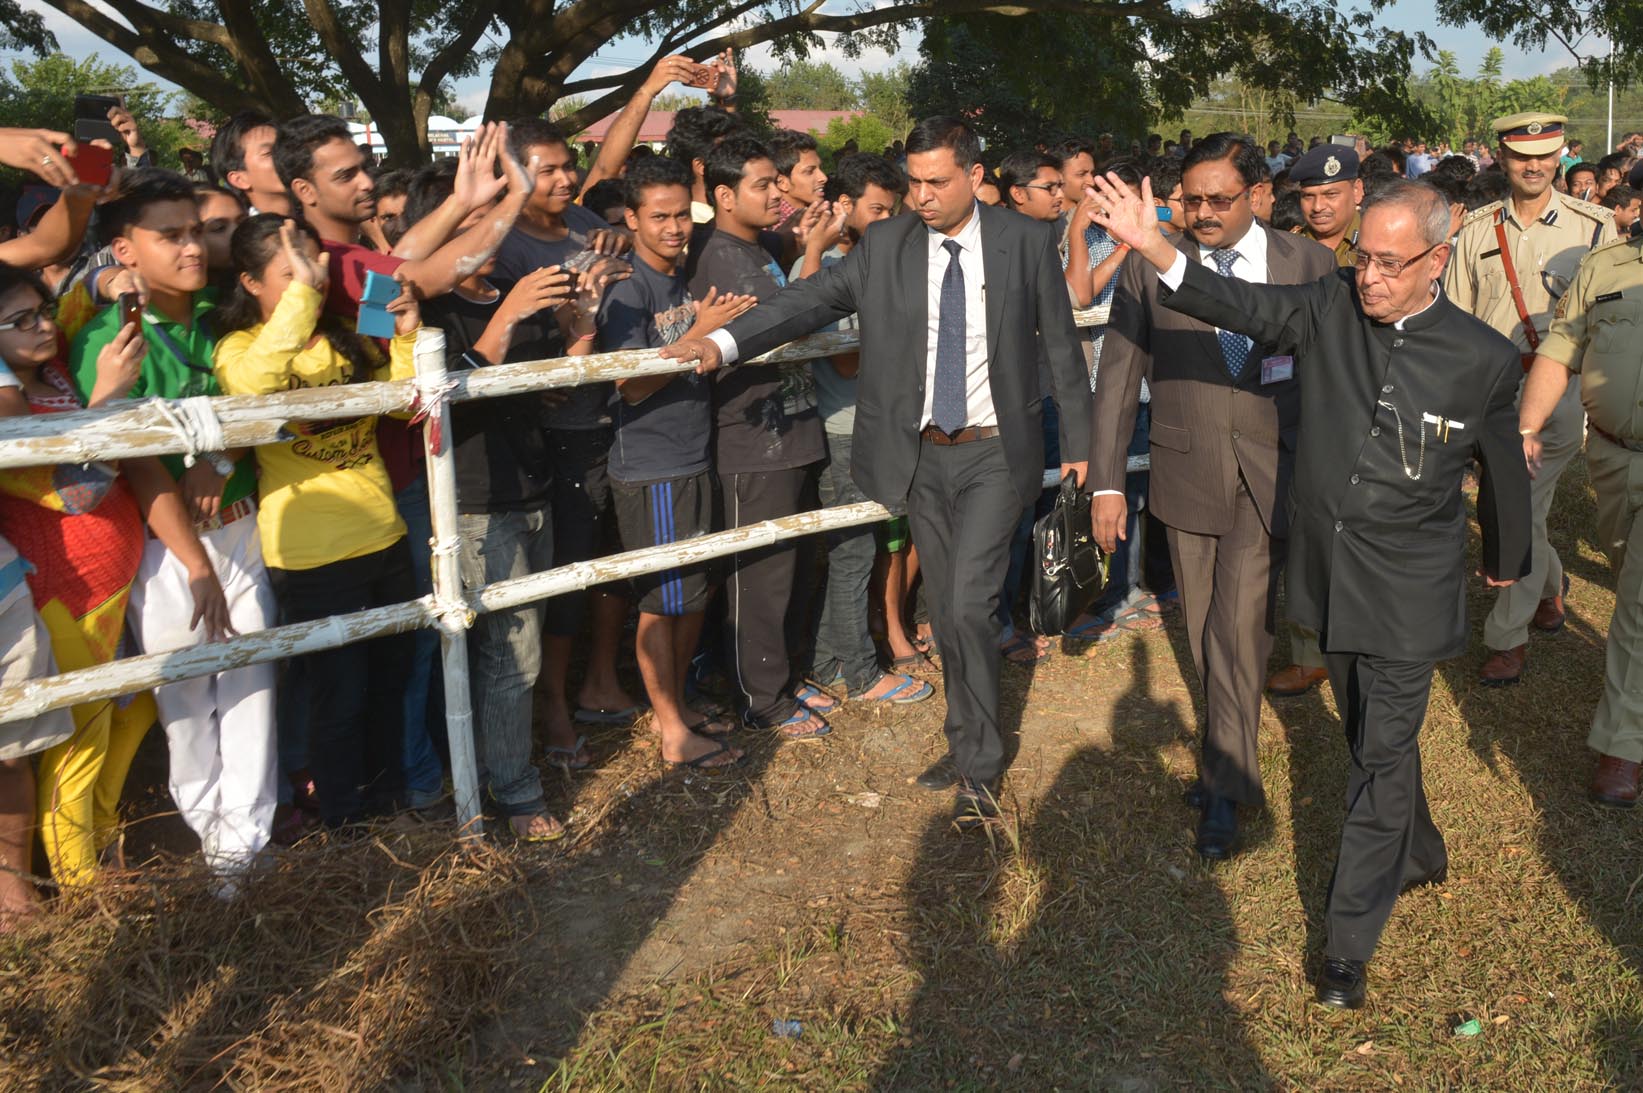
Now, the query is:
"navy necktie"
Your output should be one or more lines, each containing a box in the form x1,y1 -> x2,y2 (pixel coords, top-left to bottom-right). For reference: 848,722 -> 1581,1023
1210,248 -> 1250,379
932,238 -> 968,434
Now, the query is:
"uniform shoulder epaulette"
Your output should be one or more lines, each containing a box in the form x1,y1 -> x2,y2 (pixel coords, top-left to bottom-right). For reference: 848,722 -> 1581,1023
1563,194 -> 1614,222
1461,201 -> 1503,229
1586,233 -> 1637,258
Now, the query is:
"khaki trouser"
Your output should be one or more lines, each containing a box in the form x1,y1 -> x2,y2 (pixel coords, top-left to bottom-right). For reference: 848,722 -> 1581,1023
1585,432 -> 1643,763
1484,376 -> 1583,650
1288,622 -> 1325,669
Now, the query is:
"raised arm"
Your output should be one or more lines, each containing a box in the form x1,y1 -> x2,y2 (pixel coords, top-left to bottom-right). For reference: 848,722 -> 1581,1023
397,126 -> 533,298
581,57 -> 702,197
1085,171 -> 1326,355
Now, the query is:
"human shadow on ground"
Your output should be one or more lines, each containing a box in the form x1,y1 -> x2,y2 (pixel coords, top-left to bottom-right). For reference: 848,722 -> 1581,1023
872,640 -> 1273,1088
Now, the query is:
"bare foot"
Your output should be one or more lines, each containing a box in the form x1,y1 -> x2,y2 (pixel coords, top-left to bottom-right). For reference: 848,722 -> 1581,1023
576,684 -> 641,715
508,812 -> 566,842
542,701 -> 582,755
0,886 -> 40,934
661,728 -> 743,767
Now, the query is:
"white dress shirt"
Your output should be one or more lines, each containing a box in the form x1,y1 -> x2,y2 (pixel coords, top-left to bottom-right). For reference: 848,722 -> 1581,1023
919,203 -> 994,430
706,204 -> 998,430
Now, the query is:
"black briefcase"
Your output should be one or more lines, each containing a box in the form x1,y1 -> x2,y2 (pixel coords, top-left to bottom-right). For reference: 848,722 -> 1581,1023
1029,473 -> 1109,636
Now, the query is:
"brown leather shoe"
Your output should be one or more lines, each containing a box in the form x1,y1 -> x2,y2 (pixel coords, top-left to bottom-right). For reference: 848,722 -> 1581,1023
1532,575 -> 1570,632
1479,644 -> 1526,687
1267,664 -> 1328,697
1590,754 -> 1641,808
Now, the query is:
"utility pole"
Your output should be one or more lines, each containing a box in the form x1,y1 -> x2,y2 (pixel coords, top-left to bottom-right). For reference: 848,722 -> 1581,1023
1608,39 -> 1615,151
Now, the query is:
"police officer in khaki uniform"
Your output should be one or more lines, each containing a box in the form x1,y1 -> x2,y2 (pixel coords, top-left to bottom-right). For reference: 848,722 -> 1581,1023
1445,112 -> 1617,685
1520,232 -> 1643,805
1263,146 -> 1358,696
1294,143 -> 1363,267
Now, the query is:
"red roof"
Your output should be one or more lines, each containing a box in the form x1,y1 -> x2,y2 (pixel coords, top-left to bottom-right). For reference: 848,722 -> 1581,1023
574,109 -> 862,144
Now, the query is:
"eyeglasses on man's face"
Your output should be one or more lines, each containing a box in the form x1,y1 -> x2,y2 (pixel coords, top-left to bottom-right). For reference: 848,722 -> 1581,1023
1353,242 -> 1439,277
1179,186 -> 1251,212
1024,181 -> 1065,194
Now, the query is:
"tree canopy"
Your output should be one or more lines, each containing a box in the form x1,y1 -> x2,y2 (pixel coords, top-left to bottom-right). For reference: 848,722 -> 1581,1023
18,0 -> 1634,166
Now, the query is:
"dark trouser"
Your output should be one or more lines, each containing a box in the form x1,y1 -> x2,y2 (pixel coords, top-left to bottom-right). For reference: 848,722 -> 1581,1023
811,433 -> 881,694
1322,650 -> 1446,963
907,436 -> 1025,786
543,426 -> 615,637
267,540 -> 415,826
1166,476 -> 1279,806
722,466 -> 813,726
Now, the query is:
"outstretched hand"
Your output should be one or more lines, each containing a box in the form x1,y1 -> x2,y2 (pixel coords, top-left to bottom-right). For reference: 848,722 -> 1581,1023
1084,172 -> 1165,255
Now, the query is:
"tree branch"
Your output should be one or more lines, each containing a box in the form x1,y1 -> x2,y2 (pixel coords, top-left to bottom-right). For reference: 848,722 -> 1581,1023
300,0 -> 383,110
37,0 -> 267,112
417,0 -> 505,99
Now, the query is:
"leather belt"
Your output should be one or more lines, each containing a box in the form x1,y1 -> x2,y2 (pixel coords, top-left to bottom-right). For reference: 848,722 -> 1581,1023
920,424 -> 1000,446
1590,422 -> 1643,453
196,496 -> 256,534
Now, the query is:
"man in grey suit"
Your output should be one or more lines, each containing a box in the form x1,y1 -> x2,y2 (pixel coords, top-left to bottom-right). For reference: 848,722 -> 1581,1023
663,116 -> 1093,831
1090,133 -> 1337,860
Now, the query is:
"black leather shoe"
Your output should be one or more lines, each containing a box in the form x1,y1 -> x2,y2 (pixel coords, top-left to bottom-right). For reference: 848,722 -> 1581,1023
916,755 -> 960,791
952,779 -> 1001,833
1400,865 -> 1448,895
1316,957 -> 1368,1009
1195,795 -> 1239,860
1183,780 -> 1206,810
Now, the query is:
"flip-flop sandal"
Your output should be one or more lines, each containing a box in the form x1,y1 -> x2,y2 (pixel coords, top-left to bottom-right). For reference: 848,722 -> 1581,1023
891,650 -> 940,674
667,739 -> 745,770
685,713 -> 738,737
508,812 -> 566,843
1064,608 -> 1119,640
545,735 -> 592,771
773,706 -> 832,740
574,703 -> 647,726
1000,631 -> 1053,664
856,673 -> 934,705
794,682 -> 840,713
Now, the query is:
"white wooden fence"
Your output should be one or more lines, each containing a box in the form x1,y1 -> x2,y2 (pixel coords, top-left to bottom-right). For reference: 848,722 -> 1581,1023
0,306 -> 1121,835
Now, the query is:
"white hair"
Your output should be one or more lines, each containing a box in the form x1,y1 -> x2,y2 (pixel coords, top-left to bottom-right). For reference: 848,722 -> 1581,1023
1361,179 -> 1452,247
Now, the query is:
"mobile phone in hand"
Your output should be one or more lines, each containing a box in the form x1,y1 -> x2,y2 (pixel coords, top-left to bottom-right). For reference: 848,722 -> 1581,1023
63,142 -> 114,187
73,93 -> 123,148
118,291 -> 142,329
684,63 -> 716,89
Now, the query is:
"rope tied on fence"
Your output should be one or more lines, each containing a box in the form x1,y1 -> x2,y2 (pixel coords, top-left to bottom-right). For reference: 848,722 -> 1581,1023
408,377 -> 460,455
152,396 -> 233,473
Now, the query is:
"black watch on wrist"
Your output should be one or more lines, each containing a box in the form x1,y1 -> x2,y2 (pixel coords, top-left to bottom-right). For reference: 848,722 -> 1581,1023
715,93 -> 739,104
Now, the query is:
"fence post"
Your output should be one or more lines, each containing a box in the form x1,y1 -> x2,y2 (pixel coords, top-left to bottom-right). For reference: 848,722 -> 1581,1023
412,328 -> 482,838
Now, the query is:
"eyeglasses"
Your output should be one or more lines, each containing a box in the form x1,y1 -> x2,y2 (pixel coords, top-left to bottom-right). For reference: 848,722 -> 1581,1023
1353,242 -> 1440,277
1025,181 -> 1065,194
0,303 -> 53,333
1179,186 -> 1251,212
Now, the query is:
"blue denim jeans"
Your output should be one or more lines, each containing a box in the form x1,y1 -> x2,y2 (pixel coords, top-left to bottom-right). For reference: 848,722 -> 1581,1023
395,476 -> 447,809
809,433 -> 881,693
457,507 -> 553,817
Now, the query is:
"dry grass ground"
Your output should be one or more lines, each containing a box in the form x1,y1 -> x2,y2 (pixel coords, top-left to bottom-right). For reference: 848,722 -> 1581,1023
1,457 -> 1639,1091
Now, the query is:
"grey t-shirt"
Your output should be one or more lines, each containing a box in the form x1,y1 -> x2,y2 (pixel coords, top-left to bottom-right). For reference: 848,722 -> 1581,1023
597,257 -> 712,484
788,247 -> 857,436
490,203 -> 619,431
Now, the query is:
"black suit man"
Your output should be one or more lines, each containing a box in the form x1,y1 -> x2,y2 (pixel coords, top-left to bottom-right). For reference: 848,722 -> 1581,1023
1091,133 -> 1337,861
664,117 -> 1093,829
1086,173 -> 1531,1007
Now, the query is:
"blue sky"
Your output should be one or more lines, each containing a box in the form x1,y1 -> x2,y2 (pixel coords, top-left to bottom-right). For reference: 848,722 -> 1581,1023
7,0 -> 1604,117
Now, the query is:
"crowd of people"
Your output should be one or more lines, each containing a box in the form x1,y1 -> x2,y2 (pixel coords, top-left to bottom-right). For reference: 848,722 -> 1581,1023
0,58 -> 1638,1010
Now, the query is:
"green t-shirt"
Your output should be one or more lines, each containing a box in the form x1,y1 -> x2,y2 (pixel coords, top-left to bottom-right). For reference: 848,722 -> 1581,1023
69,288 -> 256,506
